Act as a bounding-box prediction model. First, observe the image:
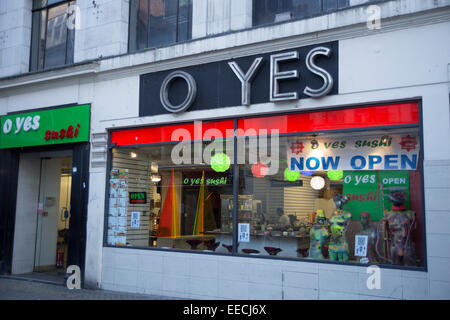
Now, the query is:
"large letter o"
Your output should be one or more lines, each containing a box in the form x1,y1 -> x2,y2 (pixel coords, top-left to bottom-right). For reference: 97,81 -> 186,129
160,71 -> 197,113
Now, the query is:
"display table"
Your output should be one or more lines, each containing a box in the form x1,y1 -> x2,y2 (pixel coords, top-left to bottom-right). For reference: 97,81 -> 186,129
205,231 -> 310,257
156,235 -> 215,250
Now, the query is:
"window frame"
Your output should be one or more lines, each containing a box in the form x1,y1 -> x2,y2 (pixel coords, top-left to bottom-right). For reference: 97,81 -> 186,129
103,99 -> 427,272
128,0 -> 193,53
252,0 -> 389,28
29,0 -> 75,72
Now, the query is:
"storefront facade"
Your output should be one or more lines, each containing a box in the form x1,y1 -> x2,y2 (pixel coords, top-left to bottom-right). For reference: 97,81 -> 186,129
0,104 -> 90,281
0,0 -> 449,299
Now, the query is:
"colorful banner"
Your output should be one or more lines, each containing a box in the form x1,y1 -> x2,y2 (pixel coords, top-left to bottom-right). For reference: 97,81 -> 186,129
0,104 -> 90,149
343,170 -> 411,221
287,134 -> 419,171
157,169 -> 180,238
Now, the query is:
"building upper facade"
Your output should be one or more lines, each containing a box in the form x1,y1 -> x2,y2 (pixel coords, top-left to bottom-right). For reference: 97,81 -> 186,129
0,0 -> 449,81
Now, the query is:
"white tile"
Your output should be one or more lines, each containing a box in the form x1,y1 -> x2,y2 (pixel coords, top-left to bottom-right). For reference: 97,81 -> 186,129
358,294 -> 397,300
425,189 -> 450,212
281,260 -> 319,274
318,270 -> 359,294
248,263 -> 283,286
424,164 -> 450,188
357,273 -> 403,299
189,277 -> 218,297
402,270 -> 428,279
429,280 -> 450,299
428,257 -> 450,282
114,253 -> 139,270
162,255 -> 190,276
218,259 -> 249,281
114,268 -> 138,288
162,275 -> 188,295
283,287 -> 318,300
427,234 -> 450,258
138,254 -> 163,273
318,262 -> 365,273
283,271 -> 318,290
402,277 -> 429,300
189,256 -> 219,279
137,270 -> 163,293
248,283 -> 282,300
426,212 -> 450,235
102,267 -> 114,284
319,290 -> 360,300
101,249 -> 115,267
218,279 -> 249,300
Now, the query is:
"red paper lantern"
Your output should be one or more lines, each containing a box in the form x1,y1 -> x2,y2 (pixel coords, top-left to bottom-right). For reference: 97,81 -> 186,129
251,162 -> 269,178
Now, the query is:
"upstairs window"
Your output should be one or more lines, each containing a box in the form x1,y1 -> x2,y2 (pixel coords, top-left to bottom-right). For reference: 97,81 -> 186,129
30,0 -> 75,71
253,0 -> 357,26
129,0 -> 192,52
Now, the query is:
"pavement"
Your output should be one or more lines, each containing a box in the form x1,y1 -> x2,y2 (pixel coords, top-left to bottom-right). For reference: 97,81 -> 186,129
0,276 -> 182,300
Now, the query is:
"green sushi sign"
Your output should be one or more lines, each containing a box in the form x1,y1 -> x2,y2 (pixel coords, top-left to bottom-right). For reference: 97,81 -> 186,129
0,104 -> 90,149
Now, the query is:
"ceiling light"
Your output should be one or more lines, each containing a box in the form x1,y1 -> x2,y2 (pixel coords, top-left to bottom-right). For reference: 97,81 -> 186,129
310,176 -> 325,190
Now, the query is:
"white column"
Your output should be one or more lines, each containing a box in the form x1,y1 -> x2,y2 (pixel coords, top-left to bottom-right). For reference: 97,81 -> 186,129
74,0 -> 129,63
0,0 -> 32,77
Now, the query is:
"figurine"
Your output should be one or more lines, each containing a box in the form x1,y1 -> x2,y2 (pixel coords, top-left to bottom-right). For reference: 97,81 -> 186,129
384,191 -> 416,266
329,194 -> 352,262
308,210 -> 329,260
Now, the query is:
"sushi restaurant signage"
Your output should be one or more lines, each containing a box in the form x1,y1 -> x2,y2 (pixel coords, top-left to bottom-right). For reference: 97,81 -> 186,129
0,104 -> 90,149
139,41 -> 338,116
287,134 -> 420,171
343,170 -> 410,221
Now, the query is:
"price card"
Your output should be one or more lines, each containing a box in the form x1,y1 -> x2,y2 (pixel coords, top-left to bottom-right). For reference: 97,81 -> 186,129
131,211 -> 140,228
354,235 -> 369,257
238,223 -> 250,242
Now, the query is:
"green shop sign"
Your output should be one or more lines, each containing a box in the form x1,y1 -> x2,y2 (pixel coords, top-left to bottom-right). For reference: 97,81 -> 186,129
342,170 -> 410,221
0,104 -> 90,149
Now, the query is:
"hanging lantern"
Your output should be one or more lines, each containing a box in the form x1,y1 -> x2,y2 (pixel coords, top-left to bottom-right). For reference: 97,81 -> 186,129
284,168 -> 300,182
327,170 -> 343,181
310,176 -> 325,190
251,162 -> 269,178
211,153 -> 231,172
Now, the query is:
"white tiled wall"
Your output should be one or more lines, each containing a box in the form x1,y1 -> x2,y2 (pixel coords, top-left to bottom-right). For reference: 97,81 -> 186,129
0,0 -> 31,77
101,243 -> 448,300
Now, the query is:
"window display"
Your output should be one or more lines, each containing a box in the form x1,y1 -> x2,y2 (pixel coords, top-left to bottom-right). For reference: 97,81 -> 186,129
106,106 -> 425,268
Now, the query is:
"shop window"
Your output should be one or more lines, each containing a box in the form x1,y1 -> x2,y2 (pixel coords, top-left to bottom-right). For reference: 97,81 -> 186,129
128,0 -> 192,52
107,138 -> 234,253
106,103 -> 425,268
253,0 -> 381,27
30,0 -> 75,71
236,129 -> 424,267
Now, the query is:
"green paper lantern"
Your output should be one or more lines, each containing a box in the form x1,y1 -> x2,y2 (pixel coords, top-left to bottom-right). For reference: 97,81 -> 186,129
327,170 -> 343,181
211,153 -> 231,172
284,168 -> 300,181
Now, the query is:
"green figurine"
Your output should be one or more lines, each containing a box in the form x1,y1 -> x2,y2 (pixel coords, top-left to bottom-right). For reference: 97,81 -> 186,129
308,210 -> 329,260
329,194 -> 352,262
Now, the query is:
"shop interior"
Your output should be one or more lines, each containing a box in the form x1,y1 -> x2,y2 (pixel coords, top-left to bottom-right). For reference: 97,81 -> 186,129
11,152 -> 72,282
107,128 -> 424,267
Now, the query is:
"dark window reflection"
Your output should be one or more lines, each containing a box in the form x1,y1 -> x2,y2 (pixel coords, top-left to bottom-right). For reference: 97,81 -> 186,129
254,0 -> 356,26
129,0 -> 192,52
30,1 -> 74,71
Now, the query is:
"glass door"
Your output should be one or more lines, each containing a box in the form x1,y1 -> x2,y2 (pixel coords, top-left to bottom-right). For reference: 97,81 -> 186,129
34,157 -> 72,273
